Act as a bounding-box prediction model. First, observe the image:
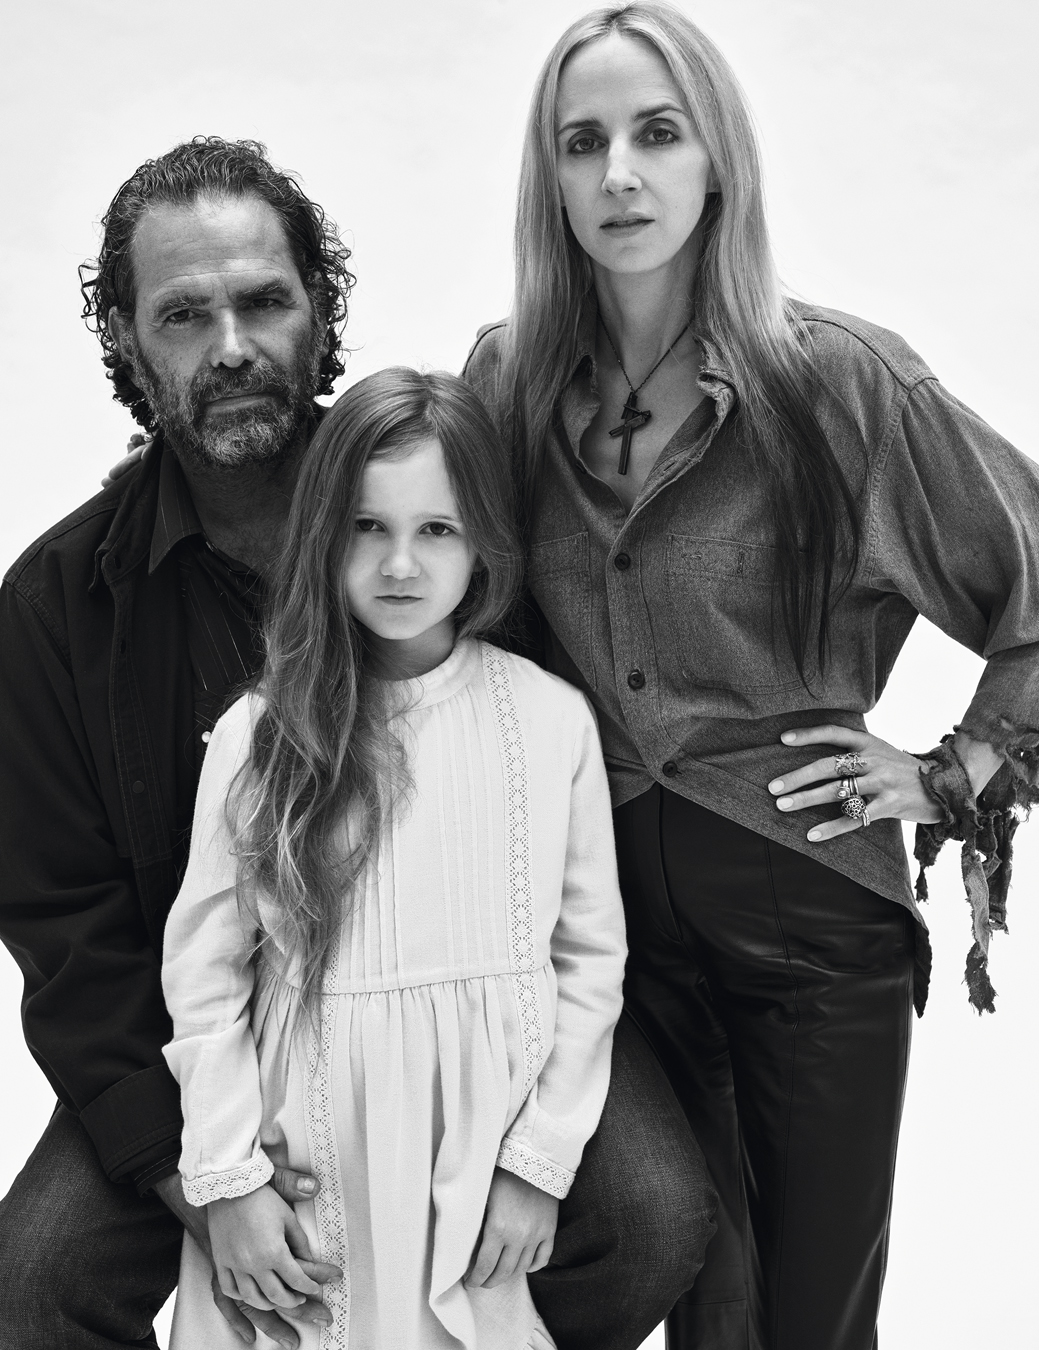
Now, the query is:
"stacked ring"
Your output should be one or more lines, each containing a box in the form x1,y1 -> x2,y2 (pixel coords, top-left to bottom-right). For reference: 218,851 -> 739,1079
841,795 -> 871,827
836,776 -> 860,800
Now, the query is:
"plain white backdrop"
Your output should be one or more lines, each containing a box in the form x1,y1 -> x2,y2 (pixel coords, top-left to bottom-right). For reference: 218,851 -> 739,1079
1,2 -> 1036,1346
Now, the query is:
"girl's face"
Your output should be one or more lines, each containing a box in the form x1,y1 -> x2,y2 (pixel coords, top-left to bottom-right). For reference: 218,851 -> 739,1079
343,438 -> 476,673
555,32 -> 715,280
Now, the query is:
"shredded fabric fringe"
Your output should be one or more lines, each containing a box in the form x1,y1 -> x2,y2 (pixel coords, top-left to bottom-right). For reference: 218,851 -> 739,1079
913,733 -> 1039,1013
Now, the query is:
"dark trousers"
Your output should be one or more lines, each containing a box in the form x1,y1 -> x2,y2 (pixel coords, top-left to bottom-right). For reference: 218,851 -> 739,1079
0,1014 -> 714,1350
615,786 -> 915,1350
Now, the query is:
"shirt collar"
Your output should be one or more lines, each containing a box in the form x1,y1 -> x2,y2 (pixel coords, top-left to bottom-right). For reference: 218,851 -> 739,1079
570,288 -> 735,392
148,446 -> 203,574
569,288 -> 737,421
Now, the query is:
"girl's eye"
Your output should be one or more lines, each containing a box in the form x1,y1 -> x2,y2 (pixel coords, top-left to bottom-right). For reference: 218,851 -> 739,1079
424,522 -> 455,537
355,518 -> 381,533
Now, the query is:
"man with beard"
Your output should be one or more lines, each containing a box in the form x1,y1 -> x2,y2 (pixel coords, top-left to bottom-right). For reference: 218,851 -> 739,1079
0,137 -> 712,1350
0,137 -> 351,1349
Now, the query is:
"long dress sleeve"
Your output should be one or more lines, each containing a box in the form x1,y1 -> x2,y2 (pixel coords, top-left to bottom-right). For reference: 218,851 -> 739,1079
161,694 -> 275,1206
496,698 -> 627,1198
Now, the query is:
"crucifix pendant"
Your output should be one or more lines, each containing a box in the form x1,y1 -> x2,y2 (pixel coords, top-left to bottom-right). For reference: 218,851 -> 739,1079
608,391 -> 652,475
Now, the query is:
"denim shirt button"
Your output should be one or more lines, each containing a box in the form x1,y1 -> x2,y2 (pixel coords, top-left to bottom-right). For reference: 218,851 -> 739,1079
661,760 -> 678,778
613,552 -> 631,571
627,668 -> 646,690
131,780 -> 145,793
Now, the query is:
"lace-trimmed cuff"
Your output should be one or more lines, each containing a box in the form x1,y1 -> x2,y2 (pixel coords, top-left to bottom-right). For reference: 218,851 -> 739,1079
497,1137 -> 575,1199
182,1151 -> 274,1207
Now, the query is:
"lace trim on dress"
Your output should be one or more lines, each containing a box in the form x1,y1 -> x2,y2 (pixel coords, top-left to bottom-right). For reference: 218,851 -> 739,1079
482,644 -> 546,1091
181,1151 -> 274,1207
496,1137 -> 575,1200
305,940 -> 351,1349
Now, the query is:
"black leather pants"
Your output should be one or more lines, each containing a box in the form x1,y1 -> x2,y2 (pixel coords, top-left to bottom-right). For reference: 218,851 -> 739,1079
615,786 -> 916,1350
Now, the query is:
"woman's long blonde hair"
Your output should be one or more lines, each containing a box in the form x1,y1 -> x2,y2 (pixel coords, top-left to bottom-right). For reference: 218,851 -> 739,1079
232,368 -> 522,1020
498,1 -> 859,677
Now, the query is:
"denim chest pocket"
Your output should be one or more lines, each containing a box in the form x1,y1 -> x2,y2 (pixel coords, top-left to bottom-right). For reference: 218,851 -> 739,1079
528,533 -> 596,690
663,535 -> 803,696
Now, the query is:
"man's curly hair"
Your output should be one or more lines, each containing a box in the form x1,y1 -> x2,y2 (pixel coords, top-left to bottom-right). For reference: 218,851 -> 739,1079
79,137 -> 355,428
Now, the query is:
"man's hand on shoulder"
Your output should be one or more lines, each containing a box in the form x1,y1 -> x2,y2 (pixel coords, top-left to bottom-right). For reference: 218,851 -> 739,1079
101,432 -> 152,488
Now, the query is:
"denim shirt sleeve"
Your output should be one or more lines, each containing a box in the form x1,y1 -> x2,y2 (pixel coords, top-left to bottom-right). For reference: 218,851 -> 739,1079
868,374 -> 1039,753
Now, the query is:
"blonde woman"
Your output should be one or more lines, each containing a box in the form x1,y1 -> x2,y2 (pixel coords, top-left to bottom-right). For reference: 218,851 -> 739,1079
465,4 -> 1039,1348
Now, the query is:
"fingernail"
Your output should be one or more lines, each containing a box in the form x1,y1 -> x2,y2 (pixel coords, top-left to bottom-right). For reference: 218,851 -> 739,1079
782,731 -> 796,743
807,829 -> 821,841
776,797 -> 792,810
769,779 -> 783,792
298,1178 -> 317,1194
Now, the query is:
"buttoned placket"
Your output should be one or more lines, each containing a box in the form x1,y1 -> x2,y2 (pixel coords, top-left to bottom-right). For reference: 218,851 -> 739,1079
554,348 -> 733,785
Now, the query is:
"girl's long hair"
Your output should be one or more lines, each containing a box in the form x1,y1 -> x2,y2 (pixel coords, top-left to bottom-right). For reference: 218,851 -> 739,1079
498,1 -> 859,678
232,368 -> 522,1019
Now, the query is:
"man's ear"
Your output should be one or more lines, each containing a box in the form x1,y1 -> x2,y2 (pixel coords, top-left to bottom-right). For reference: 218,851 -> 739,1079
108,307 -> 133,363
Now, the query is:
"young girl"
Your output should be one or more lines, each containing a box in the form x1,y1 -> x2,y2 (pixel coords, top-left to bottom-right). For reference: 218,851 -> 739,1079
160,367 -> 627,1350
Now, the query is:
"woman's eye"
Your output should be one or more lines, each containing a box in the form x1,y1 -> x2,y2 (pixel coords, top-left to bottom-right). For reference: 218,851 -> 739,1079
568,134 -> 601,155
644,125 -> 678,146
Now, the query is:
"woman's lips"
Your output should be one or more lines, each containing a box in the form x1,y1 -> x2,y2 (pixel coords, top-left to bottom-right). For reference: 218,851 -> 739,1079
601,217 -> 652,234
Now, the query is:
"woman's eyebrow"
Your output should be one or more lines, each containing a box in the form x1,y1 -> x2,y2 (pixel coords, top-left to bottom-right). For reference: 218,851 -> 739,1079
557,100 -> 688,136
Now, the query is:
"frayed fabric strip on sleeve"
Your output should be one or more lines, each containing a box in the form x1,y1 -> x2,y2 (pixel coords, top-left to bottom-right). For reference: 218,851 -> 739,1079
913,733 -> 1039,1013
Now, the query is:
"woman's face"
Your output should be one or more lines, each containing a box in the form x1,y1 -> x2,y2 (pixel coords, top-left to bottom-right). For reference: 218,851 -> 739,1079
555,32 -> 715,279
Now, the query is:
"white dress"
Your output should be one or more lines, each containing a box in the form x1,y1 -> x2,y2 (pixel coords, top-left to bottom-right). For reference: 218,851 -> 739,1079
162,640 -> 627,1350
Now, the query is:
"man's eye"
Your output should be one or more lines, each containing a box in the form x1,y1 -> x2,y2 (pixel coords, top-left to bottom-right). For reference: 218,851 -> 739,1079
164,310 -> 195,326
251,297 -> 280,310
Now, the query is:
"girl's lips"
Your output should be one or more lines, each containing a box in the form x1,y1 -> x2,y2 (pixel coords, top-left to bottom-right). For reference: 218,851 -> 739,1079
376,595 -> 422,604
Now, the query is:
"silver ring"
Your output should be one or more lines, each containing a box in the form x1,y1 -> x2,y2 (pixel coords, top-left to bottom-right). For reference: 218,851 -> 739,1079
834,752 -> 867,776
836,776 -> 860,800
841,794 -> 870,824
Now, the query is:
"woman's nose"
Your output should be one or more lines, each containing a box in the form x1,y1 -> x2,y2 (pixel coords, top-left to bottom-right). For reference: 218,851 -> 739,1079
601,141 -> 641,195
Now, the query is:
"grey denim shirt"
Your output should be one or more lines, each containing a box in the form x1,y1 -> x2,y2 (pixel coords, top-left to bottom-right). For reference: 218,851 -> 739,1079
464,300 -> 1039,952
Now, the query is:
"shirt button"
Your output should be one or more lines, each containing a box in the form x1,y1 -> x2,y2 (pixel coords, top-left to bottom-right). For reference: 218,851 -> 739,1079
627,668 -> 646,690
614,552 -> 631,571
132,780 -> 145,793
201,731 -> 212,744
661,760 -> 678,778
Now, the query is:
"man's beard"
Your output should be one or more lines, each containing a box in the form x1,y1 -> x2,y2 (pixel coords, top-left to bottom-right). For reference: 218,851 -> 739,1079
125,325 -> 324,471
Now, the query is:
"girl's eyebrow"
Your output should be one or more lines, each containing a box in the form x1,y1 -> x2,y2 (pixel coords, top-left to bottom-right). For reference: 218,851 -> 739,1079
557,101 -> 687,137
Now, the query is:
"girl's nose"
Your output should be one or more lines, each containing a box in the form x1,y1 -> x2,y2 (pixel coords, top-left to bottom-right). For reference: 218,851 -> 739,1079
381,541 -> 421,580
601,140 -> 641,195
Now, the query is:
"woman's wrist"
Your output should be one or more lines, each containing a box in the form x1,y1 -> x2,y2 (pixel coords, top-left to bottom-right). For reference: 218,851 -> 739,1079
951,730 -> 1003,796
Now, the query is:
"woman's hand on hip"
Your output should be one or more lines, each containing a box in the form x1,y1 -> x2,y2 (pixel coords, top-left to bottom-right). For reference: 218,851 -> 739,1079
768,724 -> 942,842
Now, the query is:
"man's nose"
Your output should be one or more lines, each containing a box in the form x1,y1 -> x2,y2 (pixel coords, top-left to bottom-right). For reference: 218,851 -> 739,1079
208,311 -> 256,368
601,140 -> 641,195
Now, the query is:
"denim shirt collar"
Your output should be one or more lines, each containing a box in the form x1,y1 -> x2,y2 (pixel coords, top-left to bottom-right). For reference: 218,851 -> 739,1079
560,290 -> 737,469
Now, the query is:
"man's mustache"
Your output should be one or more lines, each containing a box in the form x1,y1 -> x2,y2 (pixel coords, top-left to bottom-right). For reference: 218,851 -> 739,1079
190,364 -> 292,414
